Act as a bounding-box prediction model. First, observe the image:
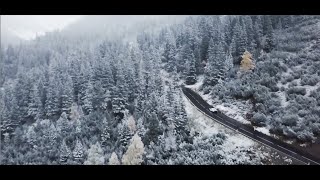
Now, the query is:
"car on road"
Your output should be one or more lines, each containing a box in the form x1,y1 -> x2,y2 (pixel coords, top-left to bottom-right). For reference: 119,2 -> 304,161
209,107 -> 219,113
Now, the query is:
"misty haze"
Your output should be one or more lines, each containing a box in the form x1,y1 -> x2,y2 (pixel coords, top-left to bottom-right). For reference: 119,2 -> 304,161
1,15 -> 320,165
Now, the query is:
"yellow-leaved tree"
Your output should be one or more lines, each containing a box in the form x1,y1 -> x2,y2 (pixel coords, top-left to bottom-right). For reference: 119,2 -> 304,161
240,50 -> 255,71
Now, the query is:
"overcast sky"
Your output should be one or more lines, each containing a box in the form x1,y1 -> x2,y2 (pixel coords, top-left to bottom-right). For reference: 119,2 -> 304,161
1,15 -> 83,40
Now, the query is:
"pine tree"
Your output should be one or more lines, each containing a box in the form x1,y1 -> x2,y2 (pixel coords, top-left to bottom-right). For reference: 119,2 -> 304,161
61,75 -> 73,114
92,80 -> 105,111
84,142 -> 105,165
45,77 -> 59,119
70,103 -> 81,121
127,115 -> 137,134
204,40 -> 226,87
264,16 -> 275,53
184,45 -> 197,85
240,50 -> 255,72
225,51 -> 234,73
118,119 -> 134,152
3,132 -> 10,145
174,93 -> 189,140
56,112 -> 70,137
244,16 -> 254,47
60,139 -> 72,163
230,37 -> 237,59
109,152 -> 120,165
253,16 -> 263,50
74,117 -> 82,135
238,26 -> 248,60
73,139 -> 84,162
136,117 -> 147,138
83,79 -> 94,114
144,111 -> 162,146
111,61 -> 128,116
121,134 -> 145,165
26,125 -> 37,148
2,88 -> 19,134
276,18 -> 283,30
27,84 -> 41,121
37,76 -> 47,119
162,30 -> 177,73
101,118 -> 111,148
48,123 -> 58,146
14,73 -> 33,122
283,15 -> 294,29
199,16 -> 211,63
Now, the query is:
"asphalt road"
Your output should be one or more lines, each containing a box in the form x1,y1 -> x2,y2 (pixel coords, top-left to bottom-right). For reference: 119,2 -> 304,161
182,86 -> 320,165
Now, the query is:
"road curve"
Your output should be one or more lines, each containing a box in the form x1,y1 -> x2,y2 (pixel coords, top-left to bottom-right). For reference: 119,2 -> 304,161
182,86 -> 320,165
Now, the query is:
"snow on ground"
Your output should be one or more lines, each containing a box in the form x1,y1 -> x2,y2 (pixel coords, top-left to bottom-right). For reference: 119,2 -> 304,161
278,91 -> 289,108
275,81 -> 289,108
283,157 -> 293,164
254,126 -> 271,136
215,104 -> 251,125
285,140 -> 294,144
300,143 -> 307,147
183,94 -> 221,136
183,94 -> 257,151
160,69 -> 173,85
183,94 -> 271,164
185,75 -> 204,91
222,134 -> 255,150
304,82 -> 320,96
160,69 -> 184,91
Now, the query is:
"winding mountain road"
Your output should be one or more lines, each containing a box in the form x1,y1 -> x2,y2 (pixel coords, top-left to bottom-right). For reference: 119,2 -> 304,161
182,86 -> 320,165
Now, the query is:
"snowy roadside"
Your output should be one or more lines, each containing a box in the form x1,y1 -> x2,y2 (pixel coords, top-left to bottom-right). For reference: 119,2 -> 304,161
185,76 -> 254,126
182,93 -> 269,164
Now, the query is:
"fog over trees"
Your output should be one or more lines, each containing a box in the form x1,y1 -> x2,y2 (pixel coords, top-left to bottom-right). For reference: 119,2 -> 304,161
1,15 -> 320,165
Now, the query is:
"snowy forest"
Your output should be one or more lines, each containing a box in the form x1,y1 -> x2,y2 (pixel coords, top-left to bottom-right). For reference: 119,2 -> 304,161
1,15 -> 320,165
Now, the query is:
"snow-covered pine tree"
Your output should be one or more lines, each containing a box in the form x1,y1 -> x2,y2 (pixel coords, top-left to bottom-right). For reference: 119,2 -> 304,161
264,16 -> 275,53
199,16 -> 211,63
27,84 -> 41,121
225,51 -> 234,73
56,112 -> 70,137
144,110 -> 162,146
83,79 -> 94,114
118,118 -> 134,153
136,117 -> 147,138
121,133 -> 145,165
14,73 -> 33,122
183,45 -> 197,85
238,26 -> 248,61
72,139 -> 84,162
204,40 -> 226,87
92,80 -> 105,111
74,117 -> 82,135
45,65 -> 60,119
26,125 -> 37,148
109,152 -> 120,165
111,60 -> 128,116
48,123 -> 58,147
60,74 -> 73,114
127,115 -> 137,134
84,142 -> 105,165
69,103 -> 80,121
3,132 -> 10,145
162,29 -> 177,73
253,16 -> 263,50
101,117 -> 111,148
174,92 -> 189,140
60,139 -> 72,164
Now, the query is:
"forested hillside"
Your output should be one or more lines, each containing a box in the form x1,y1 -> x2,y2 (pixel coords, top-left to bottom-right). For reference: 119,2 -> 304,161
1,15 -> 319,165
